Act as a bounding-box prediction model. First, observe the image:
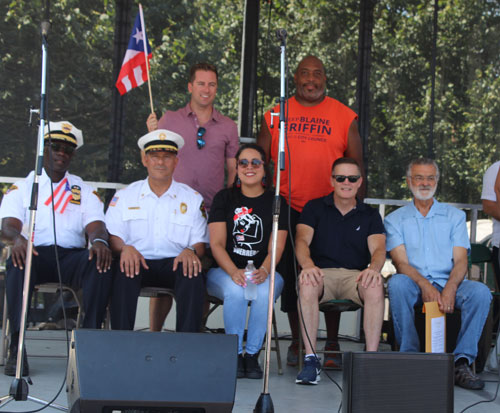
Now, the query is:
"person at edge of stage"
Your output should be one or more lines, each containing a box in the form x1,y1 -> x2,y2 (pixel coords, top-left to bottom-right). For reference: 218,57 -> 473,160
386,158 -> 492,390
0,121 -> 112,377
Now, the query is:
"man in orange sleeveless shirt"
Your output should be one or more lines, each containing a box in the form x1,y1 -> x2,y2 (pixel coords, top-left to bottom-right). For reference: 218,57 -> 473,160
257,55 -> 365,368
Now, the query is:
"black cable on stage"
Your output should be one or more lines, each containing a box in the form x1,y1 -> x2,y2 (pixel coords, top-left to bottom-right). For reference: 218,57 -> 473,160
458,319 -> 500,413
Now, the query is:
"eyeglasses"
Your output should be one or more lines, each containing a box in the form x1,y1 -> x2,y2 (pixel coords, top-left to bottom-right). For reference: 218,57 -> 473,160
333,175 -> 360,183
46,142 -> 75,155
238,158 -> 264,168
411,175 -> 437,183
196,127 -> 206,150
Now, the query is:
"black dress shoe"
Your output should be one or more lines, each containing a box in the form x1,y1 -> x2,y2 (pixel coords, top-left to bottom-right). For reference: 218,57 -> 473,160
244,352 -> 263,379
237,353 -> 245,378
4,346 -> 29,377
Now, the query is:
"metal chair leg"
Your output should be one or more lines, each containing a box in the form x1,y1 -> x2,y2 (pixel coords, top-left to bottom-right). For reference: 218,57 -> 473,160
272,311 -> 282,375
0,293 -> 9,365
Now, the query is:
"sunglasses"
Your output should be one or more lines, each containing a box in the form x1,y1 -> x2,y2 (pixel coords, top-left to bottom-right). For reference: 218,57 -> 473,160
46,142 -> 75,155
333,175 -> 360,183
196,127 -> 206,150
238,158 -> 264,168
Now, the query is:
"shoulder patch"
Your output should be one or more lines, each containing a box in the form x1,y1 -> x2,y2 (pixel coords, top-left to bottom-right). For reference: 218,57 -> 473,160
5,184 -> 18,194
92,190 -> 103,202
69,185 -> 81,205
109,196 -> 119,207
200,201 -> 207,219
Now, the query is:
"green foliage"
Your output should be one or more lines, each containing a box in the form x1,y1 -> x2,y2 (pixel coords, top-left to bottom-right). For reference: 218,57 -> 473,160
116,0 -> 245,183
0,0 -> 114,179
369,0 -> 500,202
1,0 -> 499,205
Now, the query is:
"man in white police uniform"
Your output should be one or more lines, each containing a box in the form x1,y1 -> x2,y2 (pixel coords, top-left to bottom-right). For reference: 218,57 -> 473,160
0,121 -> 112,376
106,129 -> 208,332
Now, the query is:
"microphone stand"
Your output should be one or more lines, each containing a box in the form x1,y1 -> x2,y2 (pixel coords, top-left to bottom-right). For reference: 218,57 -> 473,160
0,15 -> 67,412
254,28 -> 287,413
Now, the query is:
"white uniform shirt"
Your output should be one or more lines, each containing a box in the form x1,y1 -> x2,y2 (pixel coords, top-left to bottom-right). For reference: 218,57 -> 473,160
0,169 -> 105,248
481,160 -> 500,248
105,179 -> 208,260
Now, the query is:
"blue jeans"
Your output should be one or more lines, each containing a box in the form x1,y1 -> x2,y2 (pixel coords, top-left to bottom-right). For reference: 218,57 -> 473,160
206,267 -> 284,355
388,274 -> 491,364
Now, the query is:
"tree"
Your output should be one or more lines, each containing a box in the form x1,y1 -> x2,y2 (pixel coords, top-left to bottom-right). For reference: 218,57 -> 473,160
1,0 -> 499,207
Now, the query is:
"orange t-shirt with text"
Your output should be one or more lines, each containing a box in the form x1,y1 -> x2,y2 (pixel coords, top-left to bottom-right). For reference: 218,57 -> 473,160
264,96 -> 358,212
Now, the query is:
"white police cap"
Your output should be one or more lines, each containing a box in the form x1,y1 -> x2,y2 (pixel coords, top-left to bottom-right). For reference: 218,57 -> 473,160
43,121 -> 83,149
137,129 -> 185,154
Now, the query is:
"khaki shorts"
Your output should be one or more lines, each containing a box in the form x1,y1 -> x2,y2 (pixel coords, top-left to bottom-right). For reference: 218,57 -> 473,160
319,268 -> 363,306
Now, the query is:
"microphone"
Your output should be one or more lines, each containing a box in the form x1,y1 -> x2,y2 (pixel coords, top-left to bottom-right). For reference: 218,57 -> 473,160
41,21 -> 51,38
276,29 -> 287,41
41,0 -> 51,38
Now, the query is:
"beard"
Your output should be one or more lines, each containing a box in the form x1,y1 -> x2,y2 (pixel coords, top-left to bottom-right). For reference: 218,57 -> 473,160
410,183 -> 436,201
297,83 -> 325,103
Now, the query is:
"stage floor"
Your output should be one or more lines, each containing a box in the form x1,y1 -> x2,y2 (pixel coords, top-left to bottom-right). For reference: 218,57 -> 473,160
0,330 -> 498,412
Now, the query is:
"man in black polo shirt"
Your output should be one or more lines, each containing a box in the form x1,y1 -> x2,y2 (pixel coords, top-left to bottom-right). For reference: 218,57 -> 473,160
295,157 -> 386,385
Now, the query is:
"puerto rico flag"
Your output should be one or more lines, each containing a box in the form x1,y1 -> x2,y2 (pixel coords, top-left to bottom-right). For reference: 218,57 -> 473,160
115,9 -> 152,95
45,178 -> 73,214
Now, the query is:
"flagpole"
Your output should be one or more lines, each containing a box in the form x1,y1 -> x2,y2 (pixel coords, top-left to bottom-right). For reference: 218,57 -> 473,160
139,3 -> 154,114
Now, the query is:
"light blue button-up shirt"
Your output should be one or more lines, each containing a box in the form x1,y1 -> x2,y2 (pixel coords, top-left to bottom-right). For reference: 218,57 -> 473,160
385,199 -> 470,287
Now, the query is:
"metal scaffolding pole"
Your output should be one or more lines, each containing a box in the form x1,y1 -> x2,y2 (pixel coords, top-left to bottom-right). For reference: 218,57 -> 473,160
356,0 -> 376,182
107,0 -> 133,194
238,0 -> 260,141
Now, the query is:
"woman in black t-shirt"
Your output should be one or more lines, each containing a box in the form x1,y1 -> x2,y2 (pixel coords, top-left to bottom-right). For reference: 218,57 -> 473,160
207,143 -> 287,379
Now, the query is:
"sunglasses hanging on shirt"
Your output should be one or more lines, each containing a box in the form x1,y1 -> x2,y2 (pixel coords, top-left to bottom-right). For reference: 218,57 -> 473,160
197,127 -> 206,150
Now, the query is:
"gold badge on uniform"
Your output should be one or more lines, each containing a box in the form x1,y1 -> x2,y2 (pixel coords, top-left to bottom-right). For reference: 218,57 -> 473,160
159,132 -> 166,140
200,201 -> 207,219
180,202 -> 188,214
69,185 -> 81,205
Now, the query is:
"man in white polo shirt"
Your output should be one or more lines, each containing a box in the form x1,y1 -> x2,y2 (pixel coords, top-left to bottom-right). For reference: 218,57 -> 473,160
106,129 -> 208,332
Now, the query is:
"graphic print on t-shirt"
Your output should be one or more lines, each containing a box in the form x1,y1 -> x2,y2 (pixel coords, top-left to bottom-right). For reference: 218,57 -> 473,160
288,115 -> 332,144
232,206 -> 263,257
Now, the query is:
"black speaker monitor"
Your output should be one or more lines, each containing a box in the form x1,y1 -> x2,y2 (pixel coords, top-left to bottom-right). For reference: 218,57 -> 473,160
67,329 -> 238,413
342,351 -> 454,413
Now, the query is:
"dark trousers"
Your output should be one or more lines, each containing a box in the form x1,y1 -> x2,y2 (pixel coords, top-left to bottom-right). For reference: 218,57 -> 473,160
278,204 -> 301,313
110,258 -> 205,332
493,247 -> 500,292
6,246 -> 112,337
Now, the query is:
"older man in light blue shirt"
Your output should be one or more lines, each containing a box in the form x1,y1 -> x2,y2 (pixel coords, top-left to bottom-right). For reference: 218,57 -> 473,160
386,158 -> 491,391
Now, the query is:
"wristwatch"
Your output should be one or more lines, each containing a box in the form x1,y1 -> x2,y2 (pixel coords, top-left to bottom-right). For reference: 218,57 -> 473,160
186,246 -> 196,255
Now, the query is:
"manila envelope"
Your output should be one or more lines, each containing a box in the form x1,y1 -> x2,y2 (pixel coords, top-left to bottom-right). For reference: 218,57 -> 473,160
422,301 -> 446,353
